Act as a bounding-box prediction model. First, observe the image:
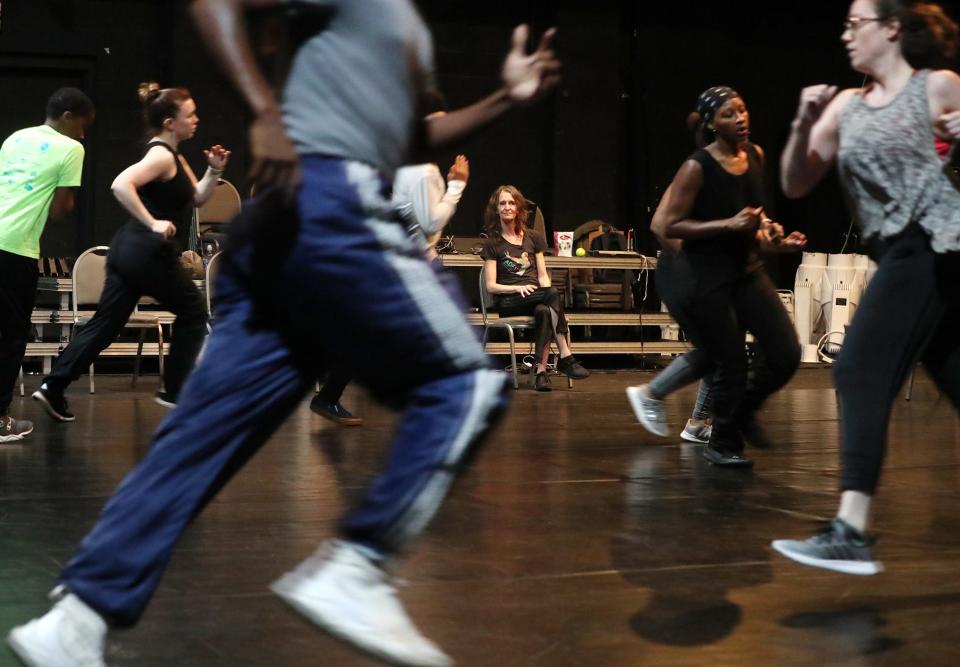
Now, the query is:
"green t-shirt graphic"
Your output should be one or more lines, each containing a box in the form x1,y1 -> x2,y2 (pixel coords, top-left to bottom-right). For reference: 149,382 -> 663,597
0,125 -> 85,259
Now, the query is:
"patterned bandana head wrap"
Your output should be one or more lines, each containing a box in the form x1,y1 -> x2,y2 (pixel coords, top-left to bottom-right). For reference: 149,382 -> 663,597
696,86 -> 740,125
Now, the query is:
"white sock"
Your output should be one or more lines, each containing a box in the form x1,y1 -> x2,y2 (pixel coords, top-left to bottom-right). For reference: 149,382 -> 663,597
837,490 -> 872,533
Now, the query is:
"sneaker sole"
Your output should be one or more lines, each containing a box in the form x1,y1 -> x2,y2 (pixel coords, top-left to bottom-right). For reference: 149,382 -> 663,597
0,424 -> 34,442
771,540 -> 884,576
680,429 -> 709,444
702,449 -> 754,468
270,578 -> 451,667
31,391 -> 75,422
154,396 -> 177,409
625,386 -> 668,437
7,628 -> 48,667
309,408 -> 364,426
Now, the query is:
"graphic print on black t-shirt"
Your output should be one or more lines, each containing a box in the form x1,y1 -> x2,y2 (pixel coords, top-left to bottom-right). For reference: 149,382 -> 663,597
501,251 -> 532,277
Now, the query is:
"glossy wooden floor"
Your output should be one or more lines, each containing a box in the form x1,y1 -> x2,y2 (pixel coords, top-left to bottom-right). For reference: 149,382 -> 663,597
2,367 -> 960,666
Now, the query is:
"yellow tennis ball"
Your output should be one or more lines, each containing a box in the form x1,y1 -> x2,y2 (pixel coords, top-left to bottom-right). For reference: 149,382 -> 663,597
575,247 -> 586,257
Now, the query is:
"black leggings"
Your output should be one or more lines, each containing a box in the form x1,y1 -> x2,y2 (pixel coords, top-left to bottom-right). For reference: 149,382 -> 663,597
835,224 -> 960,493
44,223 -> 208,399
683,255 -> 800,451
497,286 -> 569,363
0,249 -> 39,416
656,251 -> 715,383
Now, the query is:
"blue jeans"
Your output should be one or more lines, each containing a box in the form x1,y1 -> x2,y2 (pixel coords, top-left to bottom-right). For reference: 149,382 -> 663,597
60,156 -> 510,626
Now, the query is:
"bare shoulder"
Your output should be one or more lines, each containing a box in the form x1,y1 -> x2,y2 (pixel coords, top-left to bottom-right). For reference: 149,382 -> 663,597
673,158 -> 704,188
144,144 -> 177,166
923,70 -> 960,117
928,69 -> 960,90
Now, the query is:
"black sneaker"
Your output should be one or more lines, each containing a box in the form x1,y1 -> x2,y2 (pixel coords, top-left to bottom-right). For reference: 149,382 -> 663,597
534,372 -> 552,392
557,355 -> 590,379
32,384 -> 75,422
155,392 -> 177,409
772,518 -> 883,575
702,445 -> 754,468
310,398 -> 364,426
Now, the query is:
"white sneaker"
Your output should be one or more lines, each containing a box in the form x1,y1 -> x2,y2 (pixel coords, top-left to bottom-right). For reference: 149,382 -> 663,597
0,415 -> 33,443
626,384 -> 669,437
271,540 -> 452,667
7,592 -> 107,667
680,420 -> 711,444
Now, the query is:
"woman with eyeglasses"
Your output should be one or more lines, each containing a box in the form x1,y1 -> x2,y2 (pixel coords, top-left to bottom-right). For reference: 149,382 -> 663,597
773,0 -> 960,575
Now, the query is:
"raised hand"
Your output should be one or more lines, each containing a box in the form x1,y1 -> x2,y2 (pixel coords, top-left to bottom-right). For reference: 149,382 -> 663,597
794,84 -> 839,129
501,25 -> 561,104
204,144 -> 232,171
448,155 -> 469,182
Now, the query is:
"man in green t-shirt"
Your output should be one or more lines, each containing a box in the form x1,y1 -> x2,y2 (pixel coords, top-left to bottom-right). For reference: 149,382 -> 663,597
0,87 -> 95,442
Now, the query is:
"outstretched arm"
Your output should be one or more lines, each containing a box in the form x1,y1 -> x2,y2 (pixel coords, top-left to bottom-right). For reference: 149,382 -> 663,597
425,25 -> 561,149
190,0 -> 299,190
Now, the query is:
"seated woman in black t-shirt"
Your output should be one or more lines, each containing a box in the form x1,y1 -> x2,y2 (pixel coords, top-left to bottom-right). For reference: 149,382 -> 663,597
480,185 -> 588,391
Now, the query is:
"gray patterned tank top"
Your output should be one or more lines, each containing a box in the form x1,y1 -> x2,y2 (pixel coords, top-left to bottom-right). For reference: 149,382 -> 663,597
838,69 -> 960,252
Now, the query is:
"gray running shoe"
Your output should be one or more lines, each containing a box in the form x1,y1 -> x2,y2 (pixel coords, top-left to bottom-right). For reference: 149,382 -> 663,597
681,420 -> 711,444
626,384 -> 668,437
772,518 -> 883,576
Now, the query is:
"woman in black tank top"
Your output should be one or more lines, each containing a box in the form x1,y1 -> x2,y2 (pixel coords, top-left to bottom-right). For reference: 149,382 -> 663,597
649,86 -> 805,468
34,83 -> 232,420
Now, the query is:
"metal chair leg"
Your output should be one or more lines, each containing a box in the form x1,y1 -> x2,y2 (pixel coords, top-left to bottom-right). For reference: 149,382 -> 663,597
89,363 -> 95,394
19,367 -> 24,397
156,323 -> 165,391
905,366 -> 917,401
133,329 -> 145,388
505,325 -> 519,390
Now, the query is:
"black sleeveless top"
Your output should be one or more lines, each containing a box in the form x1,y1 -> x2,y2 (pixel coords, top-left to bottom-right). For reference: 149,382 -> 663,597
136,141 -> 195,253
683,143 -> 765,270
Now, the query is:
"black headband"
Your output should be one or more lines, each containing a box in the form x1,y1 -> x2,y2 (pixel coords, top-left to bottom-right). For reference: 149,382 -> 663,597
696,86 -> 740,126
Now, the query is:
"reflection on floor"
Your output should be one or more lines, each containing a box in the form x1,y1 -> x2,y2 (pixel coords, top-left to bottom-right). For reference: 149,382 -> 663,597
2,368 -> 959,666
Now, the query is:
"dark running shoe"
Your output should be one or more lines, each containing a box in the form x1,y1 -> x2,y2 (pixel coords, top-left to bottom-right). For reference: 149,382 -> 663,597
310,398 -> 364,426
772,518 -> 883,576
155,392 -> 177,409
702,445 -> 754,468
32,384 -> 75,422
557,355 -> 590,379
534,372 -> 552,392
